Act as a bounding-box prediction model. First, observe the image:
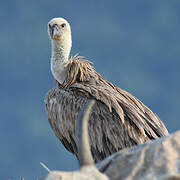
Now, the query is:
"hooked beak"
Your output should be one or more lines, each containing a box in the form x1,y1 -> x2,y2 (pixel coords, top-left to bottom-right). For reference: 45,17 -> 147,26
49,24 -> 60,39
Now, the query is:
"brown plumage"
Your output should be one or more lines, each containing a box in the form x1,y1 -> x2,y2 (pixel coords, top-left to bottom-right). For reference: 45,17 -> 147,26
45,54 -> 168,163
46,17 -> 168,163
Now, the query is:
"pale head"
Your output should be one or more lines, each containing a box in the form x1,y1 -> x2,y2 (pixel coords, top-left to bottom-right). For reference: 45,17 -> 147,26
48,17 -> 71,42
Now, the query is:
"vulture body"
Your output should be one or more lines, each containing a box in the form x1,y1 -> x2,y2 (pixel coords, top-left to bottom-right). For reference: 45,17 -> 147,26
45,18 -> 168,163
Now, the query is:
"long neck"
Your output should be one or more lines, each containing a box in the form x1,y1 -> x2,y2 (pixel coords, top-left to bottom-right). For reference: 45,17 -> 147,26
51,40 -> 70,63
51,40 -> 71,84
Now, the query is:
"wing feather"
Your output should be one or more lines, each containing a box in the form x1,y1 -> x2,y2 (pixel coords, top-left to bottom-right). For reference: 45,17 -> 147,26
45,56 -> 168,163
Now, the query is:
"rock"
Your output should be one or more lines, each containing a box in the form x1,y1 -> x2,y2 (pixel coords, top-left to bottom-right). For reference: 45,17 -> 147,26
45,166 -> 108,180
97,131 -> 180,180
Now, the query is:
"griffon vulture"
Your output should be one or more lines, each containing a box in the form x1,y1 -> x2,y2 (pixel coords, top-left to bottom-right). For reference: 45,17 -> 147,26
45,17 -> 168,163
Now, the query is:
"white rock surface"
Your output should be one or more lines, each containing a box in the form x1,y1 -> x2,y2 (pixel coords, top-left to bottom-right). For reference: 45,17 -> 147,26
97,131 -> 180,180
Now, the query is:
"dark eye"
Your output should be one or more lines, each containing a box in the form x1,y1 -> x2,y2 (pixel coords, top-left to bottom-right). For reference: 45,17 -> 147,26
61,23 -> 66,28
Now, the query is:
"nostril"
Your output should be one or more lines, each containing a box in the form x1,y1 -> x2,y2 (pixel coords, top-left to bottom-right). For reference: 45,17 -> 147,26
52,24 -> 58,29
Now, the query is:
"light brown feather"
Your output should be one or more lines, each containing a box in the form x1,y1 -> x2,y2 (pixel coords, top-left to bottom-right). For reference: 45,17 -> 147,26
46,55 -> 168,163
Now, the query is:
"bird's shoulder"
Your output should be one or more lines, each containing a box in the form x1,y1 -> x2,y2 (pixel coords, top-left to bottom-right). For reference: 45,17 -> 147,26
61,55 -> 96,88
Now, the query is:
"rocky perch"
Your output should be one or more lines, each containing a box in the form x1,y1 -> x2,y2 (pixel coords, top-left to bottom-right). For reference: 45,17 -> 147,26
97,130 -> 180,180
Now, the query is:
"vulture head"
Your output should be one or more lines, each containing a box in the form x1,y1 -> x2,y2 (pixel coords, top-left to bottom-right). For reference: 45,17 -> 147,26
48,17 -> 71,42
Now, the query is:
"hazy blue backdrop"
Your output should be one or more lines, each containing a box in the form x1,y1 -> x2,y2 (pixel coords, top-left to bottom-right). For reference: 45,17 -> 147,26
1,1 -> 180,179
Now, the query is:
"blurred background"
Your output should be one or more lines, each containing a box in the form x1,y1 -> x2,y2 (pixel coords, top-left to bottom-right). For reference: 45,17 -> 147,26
1,0 -> 180,179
